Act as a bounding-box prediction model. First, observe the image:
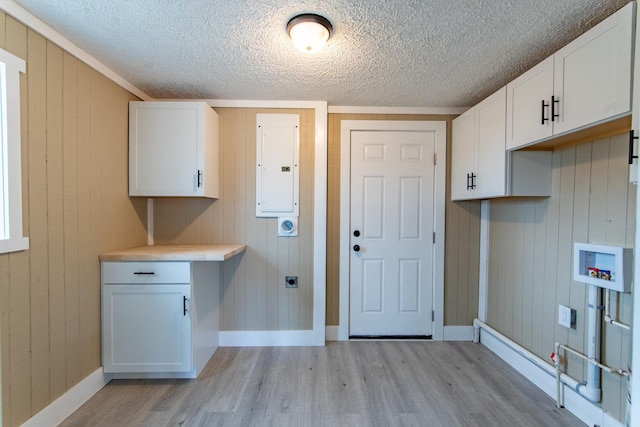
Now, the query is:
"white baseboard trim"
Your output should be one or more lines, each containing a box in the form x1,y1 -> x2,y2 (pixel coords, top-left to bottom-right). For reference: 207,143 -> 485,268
219,330 -> 316,347
443,325 -> 474,341
21,367 -> 111,427
480,329 -> 623,427
325,326 -> 339,341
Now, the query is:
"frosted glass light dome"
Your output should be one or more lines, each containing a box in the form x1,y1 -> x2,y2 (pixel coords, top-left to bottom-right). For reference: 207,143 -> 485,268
287,14 -> 333,53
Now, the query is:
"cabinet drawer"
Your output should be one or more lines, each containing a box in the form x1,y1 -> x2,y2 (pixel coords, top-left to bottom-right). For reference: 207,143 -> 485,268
102,262 -> 191,284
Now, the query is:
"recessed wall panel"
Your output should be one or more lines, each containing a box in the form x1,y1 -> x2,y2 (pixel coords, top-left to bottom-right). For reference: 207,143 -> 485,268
364,144 -> 385,161
400,144 -> 422,162
363,177 -> 384,239
400,177 -> 421,239
399,259 -> 420,312
362,259 -> 384,312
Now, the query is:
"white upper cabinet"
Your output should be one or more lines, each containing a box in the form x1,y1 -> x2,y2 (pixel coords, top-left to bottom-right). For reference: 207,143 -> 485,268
451,103 -> 476,201
453,87 -> 551,201
475,88 -> 511,199
553,3 -> 634,135
129,101 -> 219,198
506,57 -> 554,149
507,2 -> 634,150
452,87 -> 508,201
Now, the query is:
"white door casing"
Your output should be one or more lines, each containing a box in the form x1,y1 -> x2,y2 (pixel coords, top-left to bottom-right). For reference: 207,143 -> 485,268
339,121 -> 446,340
349,130 -> 435,336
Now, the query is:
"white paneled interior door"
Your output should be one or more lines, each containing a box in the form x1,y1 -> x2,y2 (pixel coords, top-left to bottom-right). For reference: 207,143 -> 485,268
349,130 -> 435,336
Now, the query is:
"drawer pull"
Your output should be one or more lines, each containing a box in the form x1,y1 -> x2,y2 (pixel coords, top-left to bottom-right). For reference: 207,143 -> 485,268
133,272 -> 155,275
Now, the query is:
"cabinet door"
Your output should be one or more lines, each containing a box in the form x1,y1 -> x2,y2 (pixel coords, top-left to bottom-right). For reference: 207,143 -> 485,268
506,56 -> 554,150
130,103 -> 200,196
632,4 -> 640,184
129,101 -> 218,198
475,88 -> 507,199
451,108 -> 476,201
103,284 -> 192,373
553,2 -> 633,136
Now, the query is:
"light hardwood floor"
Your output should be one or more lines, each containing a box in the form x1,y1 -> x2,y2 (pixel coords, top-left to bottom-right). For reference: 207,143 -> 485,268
61,342 -> 584,426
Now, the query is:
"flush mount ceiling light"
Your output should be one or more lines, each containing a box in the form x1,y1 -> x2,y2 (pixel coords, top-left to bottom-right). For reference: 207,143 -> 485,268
286,13 -> 333,53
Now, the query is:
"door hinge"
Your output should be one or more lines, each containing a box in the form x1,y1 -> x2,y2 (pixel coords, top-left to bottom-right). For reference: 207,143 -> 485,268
433,153 -> 437,165
432,232 -> 436,244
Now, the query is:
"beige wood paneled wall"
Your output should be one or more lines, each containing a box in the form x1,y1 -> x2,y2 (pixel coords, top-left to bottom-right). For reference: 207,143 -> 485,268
326,113 -> 481,327
486,132 -> 634,421
0,13 -> 147,427
153,108 -> 315,331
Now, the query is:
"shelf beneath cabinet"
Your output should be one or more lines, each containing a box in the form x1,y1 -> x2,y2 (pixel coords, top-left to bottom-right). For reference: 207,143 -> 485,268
517,115 -> 630,151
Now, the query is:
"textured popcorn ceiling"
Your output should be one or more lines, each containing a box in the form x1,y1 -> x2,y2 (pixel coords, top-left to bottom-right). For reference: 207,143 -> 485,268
13,0 -> 630,107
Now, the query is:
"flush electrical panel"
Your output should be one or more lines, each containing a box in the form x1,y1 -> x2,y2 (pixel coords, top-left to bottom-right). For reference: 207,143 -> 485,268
256,114 -> 300,217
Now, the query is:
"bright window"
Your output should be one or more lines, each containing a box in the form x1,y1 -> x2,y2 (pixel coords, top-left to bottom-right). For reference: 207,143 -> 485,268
0,48 -> 27,254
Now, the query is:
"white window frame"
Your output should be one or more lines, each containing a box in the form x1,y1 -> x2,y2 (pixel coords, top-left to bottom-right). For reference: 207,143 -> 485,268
0,48 -> 27,254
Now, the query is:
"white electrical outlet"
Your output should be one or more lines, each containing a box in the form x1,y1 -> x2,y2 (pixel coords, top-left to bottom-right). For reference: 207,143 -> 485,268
558,305 -> 575,329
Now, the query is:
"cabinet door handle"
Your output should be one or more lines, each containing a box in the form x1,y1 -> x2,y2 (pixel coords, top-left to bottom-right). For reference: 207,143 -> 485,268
541,100 -> 549,124
183,296 -> 188,316
133,271 -> 155,275
197,170 -> 203,188
629,130 -> 638,165
466,173 -> 471,190
471,173 -> 477,190
551,96 -> 560,122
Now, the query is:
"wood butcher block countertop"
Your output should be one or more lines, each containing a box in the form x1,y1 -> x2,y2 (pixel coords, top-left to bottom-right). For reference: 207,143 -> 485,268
99,244 -> 247,262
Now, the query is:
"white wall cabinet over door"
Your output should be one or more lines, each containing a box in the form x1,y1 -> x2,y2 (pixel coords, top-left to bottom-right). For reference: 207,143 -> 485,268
506,2 -> 634,150
129,101 -> 219,198
452,87 -> 507,200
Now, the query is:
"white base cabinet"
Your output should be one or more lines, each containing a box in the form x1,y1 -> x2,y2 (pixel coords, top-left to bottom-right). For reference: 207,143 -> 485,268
102,261 -> 220,379
103,283 -> 192,373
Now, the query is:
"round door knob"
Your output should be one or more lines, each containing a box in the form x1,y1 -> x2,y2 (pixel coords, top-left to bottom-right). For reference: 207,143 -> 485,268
353,244 -> 360,252
353,230 -> 361,237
